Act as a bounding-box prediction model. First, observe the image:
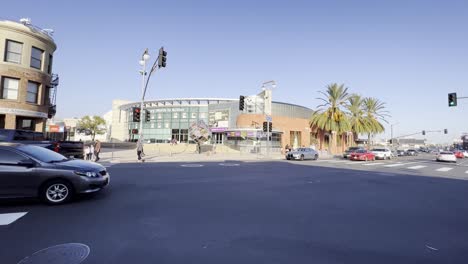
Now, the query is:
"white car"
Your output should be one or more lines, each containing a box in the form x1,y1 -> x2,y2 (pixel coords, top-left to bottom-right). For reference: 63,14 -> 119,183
371,148 -> 392,160
463,150 -> 468,158
436,152 -> 457,163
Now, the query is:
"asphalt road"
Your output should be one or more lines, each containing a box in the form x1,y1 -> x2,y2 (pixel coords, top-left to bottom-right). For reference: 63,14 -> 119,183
1,161 -> 468,264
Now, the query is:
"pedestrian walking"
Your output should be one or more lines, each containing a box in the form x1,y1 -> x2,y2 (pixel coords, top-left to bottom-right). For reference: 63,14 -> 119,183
137,139 -> 144,161
94,140 -> 101,162
90,144 -> 95,161
86,145 -> 93,160
84,145 -> 90,160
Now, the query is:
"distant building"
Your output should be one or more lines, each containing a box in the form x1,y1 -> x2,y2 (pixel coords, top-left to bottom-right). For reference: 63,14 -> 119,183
0,18 -> 59,132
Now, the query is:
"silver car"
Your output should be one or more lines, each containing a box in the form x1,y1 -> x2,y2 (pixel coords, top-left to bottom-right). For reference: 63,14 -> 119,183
0,143 -> 110,205
286,148 -> 319,161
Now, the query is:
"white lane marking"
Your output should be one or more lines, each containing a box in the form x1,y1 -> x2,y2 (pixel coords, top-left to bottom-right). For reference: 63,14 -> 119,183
407,165 -> 427,170
436,167 -> 453,172
219,163 -> 240,167
384,162 -> 419,167
362,162 -> 385,166
0,212 -> 28,225
345,162 -> 358,165
180,164 -> 204,167
324,160 -> 346,163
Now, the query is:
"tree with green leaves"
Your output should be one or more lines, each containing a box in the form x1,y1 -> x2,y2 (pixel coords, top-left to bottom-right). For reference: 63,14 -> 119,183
310,83 -> 351,152
362,97 -> 390,148
77,115 -> 106,141
346,94 -> 369,145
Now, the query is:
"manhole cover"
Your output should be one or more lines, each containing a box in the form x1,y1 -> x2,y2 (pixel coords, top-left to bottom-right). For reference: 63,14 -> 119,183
18,243 -> 90,264
219,163 -> 240,166
180,164 -> 204,167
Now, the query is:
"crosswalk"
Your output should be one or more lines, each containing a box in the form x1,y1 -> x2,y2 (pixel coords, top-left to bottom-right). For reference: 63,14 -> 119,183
0,212 -> 27,226
307,159 -> 467,175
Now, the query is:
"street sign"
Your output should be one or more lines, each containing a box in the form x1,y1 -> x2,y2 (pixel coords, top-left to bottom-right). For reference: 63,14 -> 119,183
266,115 -> 272,122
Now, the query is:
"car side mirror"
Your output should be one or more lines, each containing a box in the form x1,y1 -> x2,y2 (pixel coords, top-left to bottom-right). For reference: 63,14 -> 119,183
18,160 -> 36,168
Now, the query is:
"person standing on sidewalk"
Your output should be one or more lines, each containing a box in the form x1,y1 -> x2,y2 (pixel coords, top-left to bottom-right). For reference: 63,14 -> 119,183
94,140 -> 102,162
137,139 -> 144,161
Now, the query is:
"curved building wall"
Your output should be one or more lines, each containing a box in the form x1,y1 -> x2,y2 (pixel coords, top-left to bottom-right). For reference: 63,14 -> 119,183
0,20 -> 57,132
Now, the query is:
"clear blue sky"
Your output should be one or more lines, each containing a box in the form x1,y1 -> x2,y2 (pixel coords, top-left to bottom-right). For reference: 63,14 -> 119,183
3,0 -> 468,143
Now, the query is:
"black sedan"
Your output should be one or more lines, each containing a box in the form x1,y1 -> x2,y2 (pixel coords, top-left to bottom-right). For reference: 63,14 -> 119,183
0,143 -> 109,205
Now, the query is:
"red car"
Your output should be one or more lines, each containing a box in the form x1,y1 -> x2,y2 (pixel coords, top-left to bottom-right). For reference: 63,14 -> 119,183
349,149 -> 376,161
454,151 -> 464,159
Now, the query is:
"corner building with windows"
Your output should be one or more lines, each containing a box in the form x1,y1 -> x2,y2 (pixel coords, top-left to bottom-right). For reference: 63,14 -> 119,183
0,19 -> 58,132
110,98 -> 314,151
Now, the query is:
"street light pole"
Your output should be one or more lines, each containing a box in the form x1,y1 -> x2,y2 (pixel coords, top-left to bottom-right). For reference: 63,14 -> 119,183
391,122 -> 399,149
138,49 -> 150,143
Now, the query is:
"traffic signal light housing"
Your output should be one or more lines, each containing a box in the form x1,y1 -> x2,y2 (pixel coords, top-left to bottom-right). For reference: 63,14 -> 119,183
239,96 -> 245,111
448,93 -> 457,107
131,129 -> 138,134
132,107 -> 141,122
158,47 -> 167,68
269,123 -> 272,132
263,122 -> 268,132
422,130 -> 425,136
145,109 -> 151,122
444,129 -> 448,134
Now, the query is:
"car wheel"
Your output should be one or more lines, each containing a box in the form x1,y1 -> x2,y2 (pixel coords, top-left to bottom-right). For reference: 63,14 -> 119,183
314,154 -> 318,160
40,180 -> 73,205
300,155 -> 304,161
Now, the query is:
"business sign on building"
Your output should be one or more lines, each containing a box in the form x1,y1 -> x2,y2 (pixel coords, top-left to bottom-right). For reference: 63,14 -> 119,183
0,108 -> 48,118
209,110 -> 229,131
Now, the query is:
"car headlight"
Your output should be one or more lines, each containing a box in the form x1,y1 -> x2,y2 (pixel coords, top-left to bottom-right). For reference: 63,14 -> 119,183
75,171 -> 98,177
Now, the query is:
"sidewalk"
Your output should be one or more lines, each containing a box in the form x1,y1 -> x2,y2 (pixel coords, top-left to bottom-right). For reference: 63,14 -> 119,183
99,148 -> 284,163
99,147 -> 336,164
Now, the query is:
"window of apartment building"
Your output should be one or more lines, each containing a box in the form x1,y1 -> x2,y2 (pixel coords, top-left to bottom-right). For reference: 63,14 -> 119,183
4,40 -> 23,64
47,54 -> 53,74
16,117 -> 35,131
26,81 -> 40,104
1,77 -> 19,100
31,47 -> 44,69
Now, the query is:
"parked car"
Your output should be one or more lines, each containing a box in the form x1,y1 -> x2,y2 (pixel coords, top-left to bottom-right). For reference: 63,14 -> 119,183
349,149 -> 375,161
406,149 -> 418,156
343,147 -> 364,159
436,151 -> 457,163
0,129 -> 84,159
396,149 -> 407,156
371,148 -> 392,160
454,151 -> 464,159
0,143 -> 109,205
286,148 -> 318,161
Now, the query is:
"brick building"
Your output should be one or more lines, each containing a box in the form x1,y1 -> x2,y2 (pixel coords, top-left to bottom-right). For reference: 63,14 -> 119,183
0,19 -> 58,132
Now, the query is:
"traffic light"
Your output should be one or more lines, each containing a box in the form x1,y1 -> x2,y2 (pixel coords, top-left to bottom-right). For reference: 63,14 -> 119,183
145,109 -> 151,122
131,129 -> 138,134
263,122 -> 268,132
422,130 -> 425,136
158,47 -> 167,68
444,129 -> 448,134
269,122 -> 272,132
132,107 -> 141,122
239,95 -> 245,110
448,93 -> 457,107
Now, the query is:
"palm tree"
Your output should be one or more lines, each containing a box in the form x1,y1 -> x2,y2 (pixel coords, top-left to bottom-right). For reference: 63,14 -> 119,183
362,97 -> 390,148
346,94 -> 369,145
310,83 -> 351,152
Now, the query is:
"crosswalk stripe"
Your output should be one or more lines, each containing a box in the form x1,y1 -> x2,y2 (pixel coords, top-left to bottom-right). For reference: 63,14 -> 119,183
407,165 -> 426,170
383,162 -> 419,167
362,162 -> 385,166
436,167 -> 453,172
0,212 -> 28,225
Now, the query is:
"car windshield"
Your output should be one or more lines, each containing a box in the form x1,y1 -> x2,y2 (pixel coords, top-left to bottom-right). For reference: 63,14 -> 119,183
372,149 -> 386,152
355,149 -> 366,153
0,130 -> 9,142
17,145 -> 68,163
